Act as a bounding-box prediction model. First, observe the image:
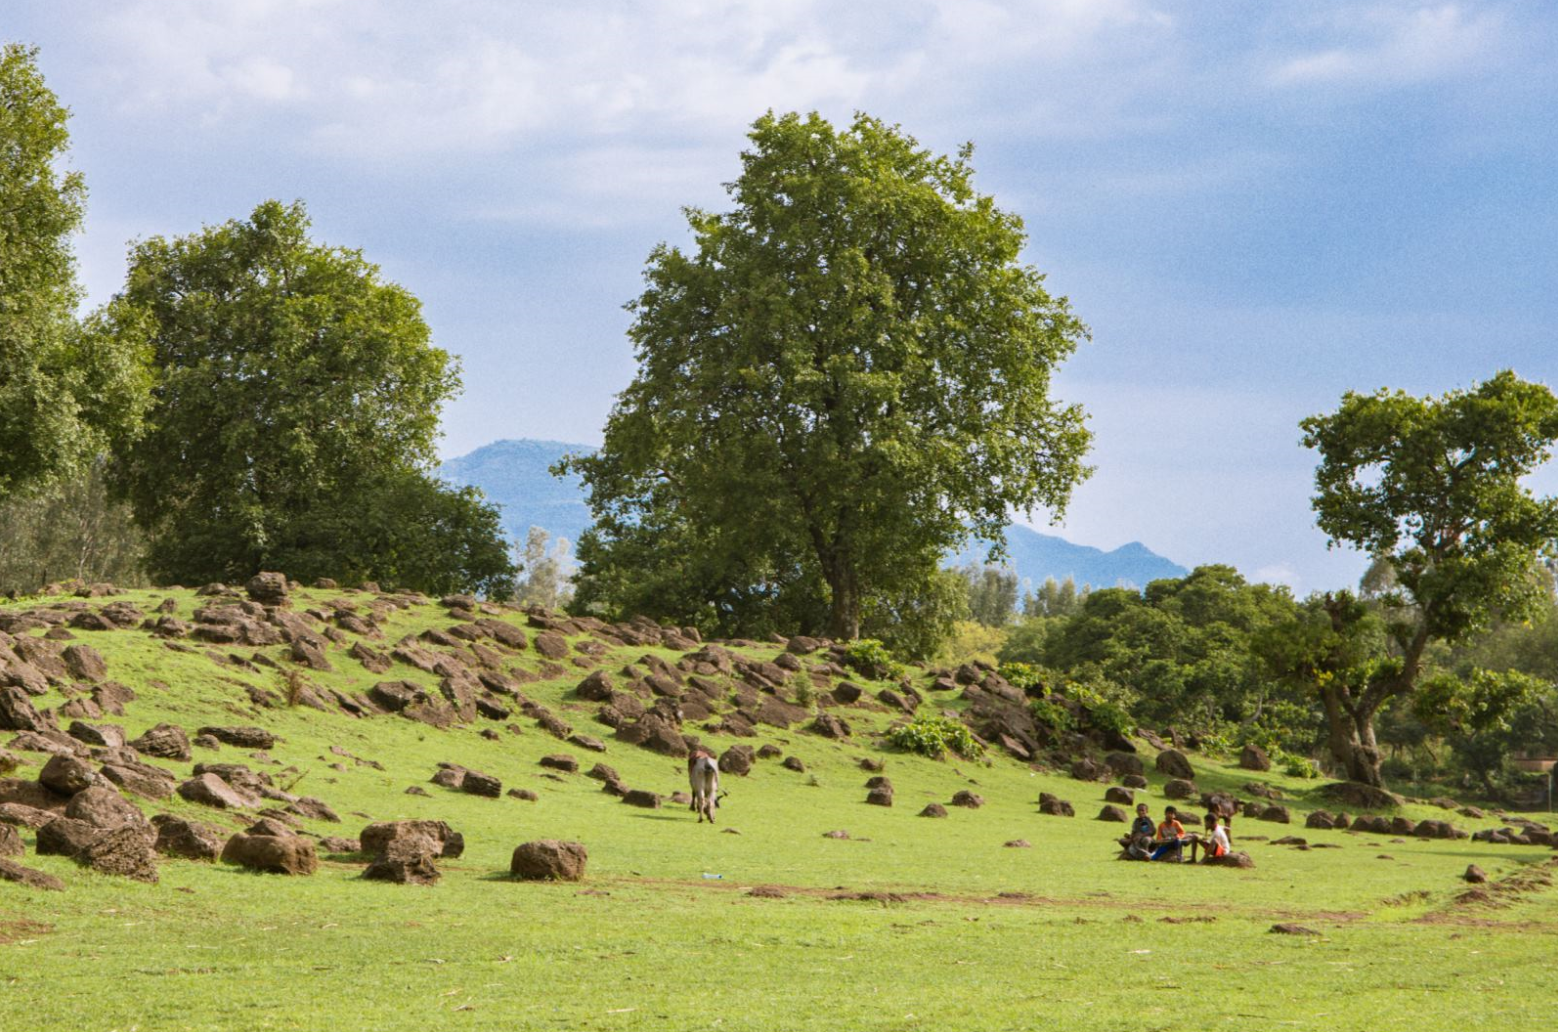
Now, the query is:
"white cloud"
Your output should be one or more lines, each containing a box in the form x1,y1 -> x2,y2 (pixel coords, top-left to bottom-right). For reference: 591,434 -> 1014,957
1269,4 -> 1507,88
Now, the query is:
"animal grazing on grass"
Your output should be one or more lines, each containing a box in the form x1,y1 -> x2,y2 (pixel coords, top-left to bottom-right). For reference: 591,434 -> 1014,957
688,749 -> 721,824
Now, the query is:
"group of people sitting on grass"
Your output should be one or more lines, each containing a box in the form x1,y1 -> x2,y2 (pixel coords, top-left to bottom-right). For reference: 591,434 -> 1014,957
1123,803 -> 1230,862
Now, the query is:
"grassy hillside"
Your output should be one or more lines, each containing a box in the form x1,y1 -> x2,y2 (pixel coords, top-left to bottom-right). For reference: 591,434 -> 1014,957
1,582 -> 1555,1031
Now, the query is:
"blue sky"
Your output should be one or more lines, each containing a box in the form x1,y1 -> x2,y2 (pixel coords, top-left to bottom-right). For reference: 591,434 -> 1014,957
8,0 -> 1557,593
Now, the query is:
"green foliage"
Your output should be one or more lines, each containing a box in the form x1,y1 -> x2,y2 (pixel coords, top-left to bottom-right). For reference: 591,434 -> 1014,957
1023,576 -> 1087,618
1290,371 -> 1558,785
0,459 -> 146,593
886,716 -> 985,760
1038,564 -> 1299,730
1277,751 -> 1321,779
1000,661 -> 1045,694
565,111 -> 1091,646
1084,700 -> 1134,738
958,564 -> 1020,627
0,44 -> 149,499
935,620 -> 1007,669
515,526 -> 574,610
995,613 -> 1056,666
102,199 -> 509,593
842,638 -> 906,681
861,566 -> 969,660
1028,697 -> 1075,734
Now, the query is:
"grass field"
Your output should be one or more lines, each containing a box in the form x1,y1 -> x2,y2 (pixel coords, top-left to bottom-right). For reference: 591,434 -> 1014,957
2,586 -> 1556,1031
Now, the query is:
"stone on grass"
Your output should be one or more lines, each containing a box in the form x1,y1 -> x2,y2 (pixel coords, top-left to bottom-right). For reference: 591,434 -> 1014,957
460,770 -> 502,798
151,815 -> 223,861
1104,786 -> 1134,805
37,816 -> 99,856
1239,744 -> 1271,772
621,789 -> 662,809
197,726 -> 277,750
1004,839 -> 1032,848
1464,865 -> 1487,884
40,754 -> 98,796
950,790 -> 985,809
178,773 -> 256,810
66,785 -> 147,830
1163,778 -> 1198,800
507,788 -> 539,802
77,823 -> 159,883
1098,805 -> 1128,822
0,858 -> 64,891
539,754 -> 578,773
1155,749 -> 1195,780
781,756 -> 805,773
510,839 -> 587,881
0,824 -> 20,857
1039,793 -> 1075,817
360,820 -> 464,859
364,836 -> 441,885
919,803 -> 948,818
865,786 -> 893,807
221,832 -> 318,875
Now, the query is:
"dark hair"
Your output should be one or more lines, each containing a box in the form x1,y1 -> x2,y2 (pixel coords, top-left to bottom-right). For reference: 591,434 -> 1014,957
1136,803 -> 1149,812
1206,813 -> 1218,825
1164,806 -> 1177,816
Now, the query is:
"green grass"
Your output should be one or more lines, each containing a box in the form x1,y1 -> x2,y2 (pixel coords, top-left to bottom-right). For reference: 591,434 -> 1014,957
3,586 -> 1558,1030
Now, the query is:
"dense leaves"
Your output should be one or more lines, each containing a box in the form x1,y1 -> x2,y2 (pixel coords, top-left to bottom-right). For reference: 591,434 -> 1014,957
566,111 -> 1091,650
1281,372 -> 1558,785
102,200 -> 512,593
0,44 -> 149,498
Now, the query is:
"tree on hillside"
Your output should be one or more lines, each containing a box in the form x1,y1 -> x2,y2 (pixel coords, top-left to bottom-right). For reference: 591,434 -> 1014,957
102,199 -> 514,594
0,460 -> 146,594
0,43 -> 149,499
565,111 -> 1092,644
1269,372 -> 1558,787
1036,564 -> 1299,729
515,526 -> 574,610
959,565 -> 1020,626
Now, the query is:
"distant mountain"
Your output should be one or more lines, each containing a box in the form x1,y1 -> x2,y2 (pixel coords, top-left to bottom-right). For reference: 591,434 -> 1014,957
443,438 -> 1189,588
953,528 -> 1188,591
440,439 -> 595,548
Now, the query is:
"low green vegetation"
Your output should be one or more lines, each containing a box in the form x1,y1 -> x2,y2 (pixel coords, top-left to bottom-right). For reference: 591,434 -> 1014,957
2,585 -> 1557,1030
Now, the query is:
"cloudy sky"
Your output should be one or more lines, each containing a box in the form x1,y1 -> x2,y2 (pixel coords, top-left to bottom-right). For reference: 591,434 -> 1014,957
8,0 -> 1557,592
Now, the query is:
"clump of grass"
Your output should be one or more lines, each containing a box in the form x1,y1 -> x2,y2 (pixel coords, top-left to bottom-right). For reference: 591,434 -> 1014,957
282,668 -> 307,707
887,716 -> 985,760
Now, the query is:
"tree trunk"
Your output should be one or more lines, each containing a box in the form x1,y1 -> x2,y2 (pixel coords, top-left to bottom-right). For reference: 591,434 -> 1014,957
1320,687 -> 1385,787
823,556 -> 860,640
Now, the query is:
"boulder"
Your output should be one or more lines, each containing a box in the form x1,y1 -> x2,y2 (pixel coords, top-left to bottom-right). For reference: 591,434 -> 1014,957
363,834 -> 442,885
151,815 -> 224,860
221,832 -> 318,875
287,796 -> 340,823
461,770 -> 503,798
510,839 -> 587,881
245,572 -> 290,605
585,762 -> 620,782
129,723 -> 191,761
0,858 -> 64,891
67,721 -> 126,748
1122,774 -> 1148,789
1206,851 -> 1255,869
177,773 -> 257,810
1038,793 -> 1074,817
97,760 -> 177,801
1258,805 -> 1291,824
621,789 -> 662,809
575,670 -> 615,701
781,756 -> 805,773
0,777 -> 68,813
1238,744 -> 1271,772
1464,864 -> 1487,884
831,682 -> 863,704
196,726 -> 277,750
1098,805 -> 1128,822
1104,752 -> 1145,777
615,713 -> 690,757
40,754 -> 99,796
65,785 -> 146,829
61,644 -> 108,682
1104,786 -> 1134,805
38,815 -> 101,856
1163,778 -> 1198,800
919,803 -> 948,818
539,754 -> 579,773
1319,781 -> 1402,811
1305,810 -> 1337,830
865,786 -> 893,807
807,713 -> 852,739
1154,749 -> 1195,780
718,745 -> 755,776
0,802 -> 54,828
533,631 -> 569,660
76,823 -> 159,883
950,790 -> 984,809
360,820 -> 464,859
1070,757 -> 1108,782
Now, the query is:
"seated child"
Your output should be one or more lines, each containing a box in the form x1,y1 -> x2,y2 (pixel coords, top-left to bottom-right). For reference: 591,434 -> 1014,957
1149,806 -> 1191,862
1200,813 -> 1230,861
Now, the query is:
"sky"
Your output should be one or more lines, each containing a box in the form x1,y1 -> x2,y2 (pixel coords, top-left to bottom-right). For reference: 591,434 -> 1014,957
7,0 -> 1557,594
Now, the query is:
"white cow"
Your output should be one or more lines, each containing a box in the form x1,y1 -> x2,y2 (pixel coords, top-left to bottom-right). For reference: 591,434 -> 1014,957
688,750 -> 720,824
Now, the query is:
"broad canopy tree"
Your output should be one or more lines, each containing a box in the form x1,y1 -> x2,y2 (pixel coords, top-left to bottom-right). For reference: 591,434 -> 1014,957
0,43 -> 148,499
567,112 -> 1092,644
1265,372 -> 1558,787
103,200 -> 514,595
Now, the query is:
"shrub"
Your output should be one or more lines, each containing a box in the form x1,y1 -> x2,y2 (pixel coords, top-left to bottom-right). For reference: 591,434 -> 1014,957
1000,662 -> 1045,694
887,717 -> 985,760
1277,752 -> 1320,779
843,638 -> 906,681
1029,698 -> 1075,734
793,679 -> 817,709
1084,701 -> 1134,738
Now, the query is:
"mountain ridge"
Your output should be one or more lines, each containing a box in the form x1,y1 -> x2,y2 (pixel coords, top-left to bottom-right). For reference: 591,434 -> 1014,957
441,438 -> 1188,588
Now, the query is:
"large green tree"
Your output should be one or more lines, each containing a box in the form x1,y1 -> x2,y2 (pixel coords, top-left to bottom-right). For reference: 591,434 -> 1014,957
1281,372 -> 1558,786
0,43 -> 148,498
103,199 -> 513,593
567,111 -> 1092,641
